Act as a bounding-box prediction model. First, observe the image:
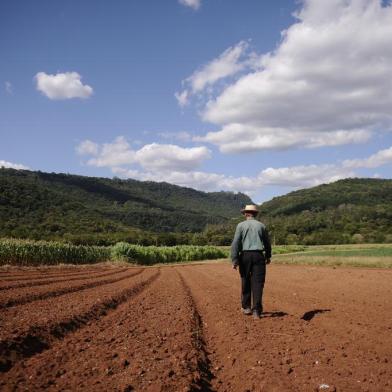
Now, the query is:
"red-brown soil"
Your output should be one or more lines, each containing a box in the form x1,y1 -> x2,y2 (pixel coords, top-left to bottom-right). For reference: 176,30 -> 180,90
0,262 -> 391,391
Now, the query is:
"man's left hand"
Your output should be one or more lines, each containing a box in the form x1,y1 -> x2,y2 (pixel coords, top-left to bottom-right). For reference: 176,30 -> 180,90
232,264 -> 238,270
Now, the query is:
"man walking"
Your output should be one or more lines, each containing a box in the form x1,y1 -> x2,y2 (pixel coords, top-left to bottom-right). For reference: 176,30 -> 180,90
231,204 -> 272,319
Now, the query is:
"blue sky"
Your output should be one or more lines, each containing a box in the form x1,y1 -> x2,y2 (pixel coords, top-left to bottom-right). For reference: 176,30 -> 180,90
1,0 -> 392,202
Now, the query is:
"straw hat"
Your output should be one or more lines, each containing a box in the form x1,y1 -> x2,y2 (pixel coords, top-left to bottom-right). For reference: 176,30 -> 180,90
241,204 -> 259,214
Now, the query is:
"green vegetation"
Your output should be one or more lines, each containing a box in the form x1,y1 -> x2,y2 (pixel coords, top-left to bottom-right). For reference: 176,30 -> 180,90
0,239 -> 227,266
207,178 -> 392,245
272,244 -> 392,268
259,178 -> 392,245
0,168 -> 251,245
1,240 -> 390,268
292,248 -> 392,257
272,245 -> 307,254
0,239 -> 110,266
219,244 -> 307,257
111,243 -> 227,265
1,169 -> 392,247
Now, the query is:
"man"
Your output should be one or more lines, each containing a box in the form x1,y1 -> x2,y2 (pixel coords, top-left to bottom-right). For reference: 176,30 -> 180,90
231,204 -> 272,319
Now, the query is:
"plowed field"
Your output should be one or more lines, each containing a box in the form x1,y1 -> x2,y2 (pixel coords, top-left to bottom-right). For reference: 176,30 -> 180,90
0,262 -> 391,391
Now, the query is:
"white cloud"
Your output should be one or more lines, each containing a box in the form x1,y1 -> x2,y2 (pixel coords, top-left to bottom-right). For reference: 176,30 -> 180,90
197,125 -> 371,153
0,160 -> 29,170
176,41 -> 253,106
195,0 -> 392,152
35,72 -> 93,100
343,145 -> 392,168
258,164 -> 354,188
111,162 -> 354,194
5,81 -> 13,95
84,136 -> 135,167
112,167 -> 257,193
112,157 -> 355,195
76,140 -> 99,156
174,90 -> 189,107
77,139 -> 392,195
76,137 -> 211,172
135,143 -> 211,172
188,41 -> 250,94
179,0 -> 201,10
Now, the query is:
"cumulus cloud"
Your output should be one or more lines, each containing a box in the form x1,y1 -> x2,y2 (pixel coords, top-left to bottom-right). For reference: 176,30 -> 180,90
76,140 -> 392,195
78,137 -> 355,193
258,164 -> 354,188
76,140 -> 99,156
111,162 -> 354,194
76,137 -> 211,172
80,137 -> 136,167
194,0 -> 392,152
112,167 -> 257,194
343,145 -> 392,168
110,143 -> 392,192
176,41 -> 253,106
0,160 -> 29,170
187,41 -> 250,94
197,126 -> 371,153
35,72 -> 93,100
135,143 -> 210,171
179,0 -> 201,10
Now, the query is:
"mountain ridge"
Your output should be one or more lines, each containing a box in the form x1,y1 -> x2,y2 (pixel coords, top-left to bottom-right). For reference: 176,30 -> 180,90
1,169 -> 391,245
258,178 -> 392,244
202,178 -> 392,245
0,168 -> 252,243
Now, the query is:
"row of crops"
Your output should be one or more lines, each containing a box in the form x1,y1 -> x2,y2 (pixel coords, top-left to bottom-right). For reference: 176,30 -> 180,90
111,242 -> 227,265
0,239 -> 227,266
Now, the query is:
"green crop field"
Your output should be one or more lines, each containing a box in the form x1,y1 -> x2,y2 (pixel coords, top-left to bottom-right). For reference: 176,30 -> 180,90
218,243 -> 392,268
1,239 -> 391,268
111,242 -> 226,265
272,243 -> 392,268
0,238 -> 227,266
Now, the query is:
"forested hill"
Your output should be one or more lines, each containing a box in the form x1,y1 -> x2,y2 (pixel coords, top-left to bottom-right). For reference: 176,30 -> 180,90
0,168 -> 252,242
259,178 -> 392,244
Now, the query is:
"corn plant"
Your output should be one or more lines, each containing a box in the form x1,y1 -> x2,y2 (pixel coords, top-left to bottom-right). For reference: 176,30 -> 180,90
0,238 -> 111,266
111,243 -> 227,265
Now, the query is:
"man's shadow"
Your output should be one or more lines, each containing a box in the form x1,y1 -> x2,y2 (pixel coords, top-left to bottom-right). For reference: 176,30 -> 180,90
262,311 -> 288,318
260,309 -> 331,320
301,309 -> 331,321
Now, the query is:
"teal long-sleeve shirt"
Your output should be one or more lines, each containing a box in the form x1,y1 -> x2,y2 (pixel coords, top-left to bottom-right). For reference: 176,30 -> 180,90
231,218 -> 272,265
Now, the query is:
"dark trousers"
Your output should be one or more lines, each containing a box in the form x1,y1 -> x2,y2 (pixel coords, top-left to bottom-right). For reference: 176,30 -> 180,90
239,251 -> 266,312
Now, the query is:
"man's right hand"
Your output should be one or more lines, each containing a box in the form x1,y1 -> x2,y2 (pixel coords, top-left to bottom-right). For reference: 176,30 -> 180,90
232,264 -> 238,270
266,258 -> 271,264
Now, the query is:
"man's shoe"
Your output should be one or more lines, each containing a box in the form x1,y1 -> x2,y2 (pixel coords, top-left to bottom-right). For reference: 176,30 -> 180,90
253,310 -> 261,319
242,308 -> 252,315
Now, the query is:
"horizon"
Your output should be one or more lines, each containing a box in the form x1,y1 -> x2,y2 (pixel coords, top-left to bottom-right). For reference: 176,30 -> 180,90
2,165 -> 389,205
1,0 -> 392,203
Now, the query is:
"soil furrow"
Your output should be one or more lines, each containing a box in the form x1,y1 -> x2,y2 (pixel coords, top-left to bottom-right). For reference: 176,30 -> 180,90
1,262 -> 391,391
0,269 -> 159,373
177,270 -> 215,391
0,267 -> 129,291
178,264 -> 318,391
0,268 -> 142,309
0,267 -> 122,284
178,263 -> 392,391
0,268 -> 205,391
